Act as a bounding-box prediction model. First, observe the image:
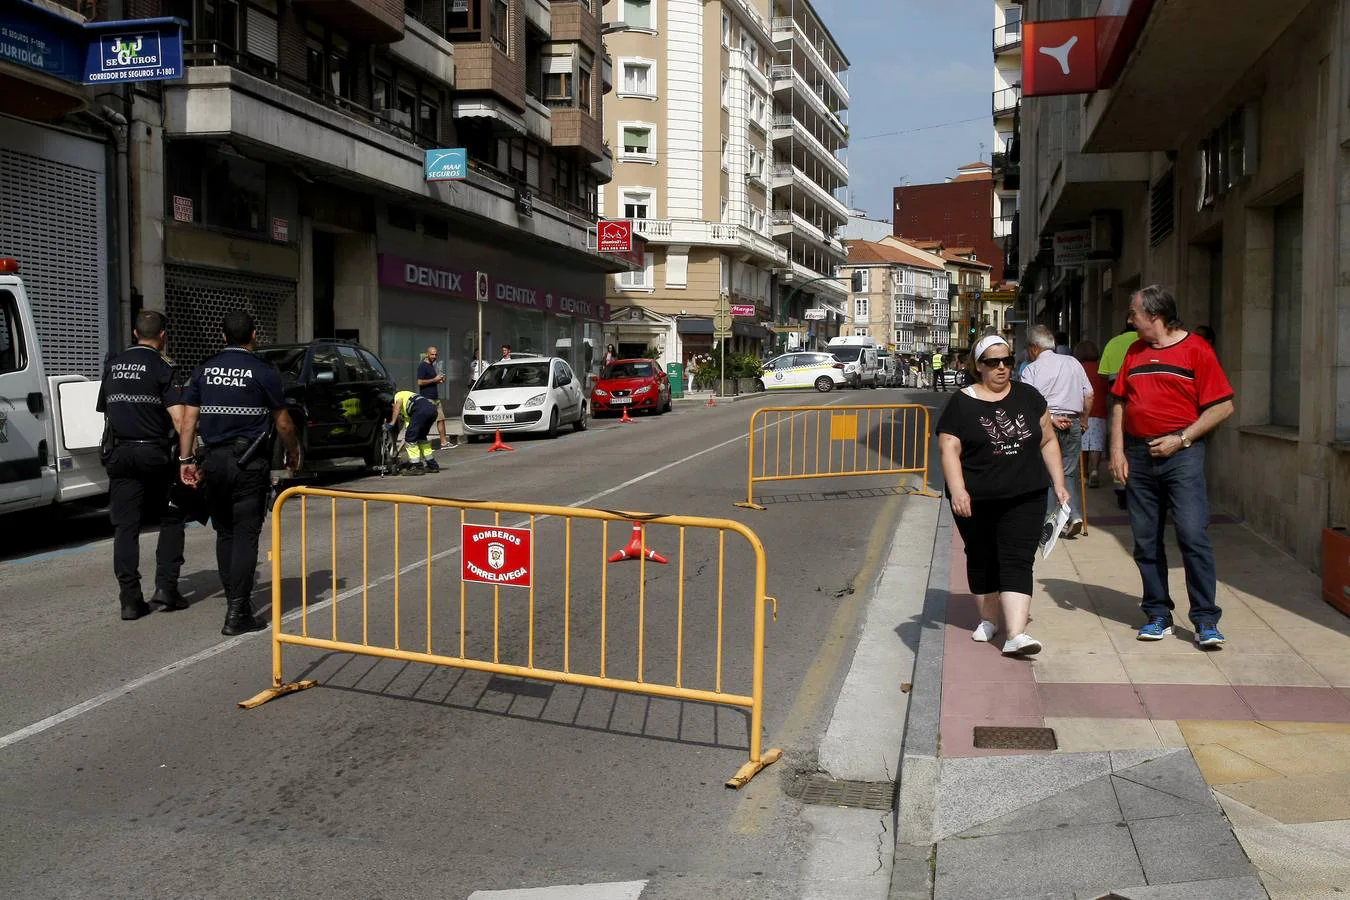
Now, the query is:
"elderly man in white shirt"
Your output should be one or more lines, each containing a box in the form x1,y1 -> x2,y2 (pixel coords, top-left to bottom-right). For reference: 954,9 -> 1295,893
1021,324 -> 1094,536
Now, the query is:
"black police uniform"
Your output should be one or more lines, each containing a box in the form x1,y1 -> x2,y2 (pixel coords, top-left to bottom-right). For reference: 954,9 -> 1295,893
183,346 -> 286,629
97,344 -> 188,617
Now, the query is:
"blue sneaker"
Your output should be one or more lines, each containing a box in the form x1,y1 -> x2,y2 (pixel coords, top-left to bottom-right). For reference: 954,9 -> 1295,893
1195,624 -> 1226,649
1136,617 -> 1174,641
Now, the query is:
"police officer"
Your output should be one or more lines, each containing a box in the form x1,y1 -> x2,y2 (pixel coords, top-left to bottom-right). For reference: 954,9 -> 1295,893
97,309 -> 189,620
931,350 -> 946,392
178,310 -> 301,635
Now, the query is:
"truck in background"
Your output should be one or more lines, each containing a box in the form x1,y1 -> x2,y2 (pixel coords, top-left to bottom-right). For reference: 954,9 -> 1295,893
0,257 -> 108,513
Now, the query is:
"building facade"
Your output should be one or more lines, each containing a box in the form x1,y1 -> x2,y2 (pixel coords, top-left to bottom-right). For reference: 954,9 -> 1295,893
599,0 -> 849,365
992,0 -> 1021,280
1016,0 -> 1350,573
892,162 -> 1006,284
841,239 -> 950,358
2,0 -> 630,410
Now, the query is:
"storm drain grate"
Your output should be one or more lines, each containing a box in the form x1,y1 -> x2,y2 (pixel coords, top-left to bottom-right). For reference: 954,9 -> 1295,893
973,726 -> 1058,750
785,776 -> 895,811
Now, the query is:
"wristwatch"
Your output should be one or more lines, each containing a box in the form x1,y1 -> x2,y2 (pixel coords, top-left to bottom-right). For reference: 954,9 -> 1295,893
1178,431 -> 1192,449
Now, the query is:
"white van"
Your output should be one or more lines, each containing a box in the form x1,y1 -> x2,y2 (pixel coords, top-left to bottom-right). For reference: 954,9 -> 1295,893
826,336 -> 880,389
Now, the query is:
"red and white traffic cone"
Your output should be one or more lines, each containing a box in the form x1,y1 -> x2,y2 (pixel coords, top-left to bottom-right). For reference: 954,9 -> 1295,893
706,394 -> 717,407
607,522 -> 669,564
619,406 -> 633,424
488,429 -> 515,452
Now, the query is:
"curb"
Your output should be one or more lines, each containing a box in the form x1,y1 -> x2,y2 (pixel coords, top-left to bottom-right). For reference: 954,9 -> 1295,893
889,501 -> 952,899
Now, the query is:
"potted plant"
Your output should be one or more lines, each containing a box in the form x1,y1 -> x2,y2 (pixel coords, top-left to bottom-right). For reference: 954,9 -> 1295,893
734,353 -> 764,394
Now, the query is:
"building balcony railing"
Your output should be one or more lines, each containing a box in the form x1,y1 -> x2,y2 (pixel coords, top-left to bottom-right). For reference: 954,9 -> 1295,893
770,163 -> 850,224
770,16 -> 850,108
632,218 -> 787,266
992,149 -> 1020,190
770,114 -> 849,183
993,86 -> 1021,118
771,65 -> 847,141
993,21 -> 1022,55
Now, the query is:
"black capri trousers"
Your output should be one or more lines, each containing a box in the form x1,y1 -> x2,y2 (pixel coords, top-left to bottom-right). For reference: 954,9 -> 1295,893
952,489 -> 1044,596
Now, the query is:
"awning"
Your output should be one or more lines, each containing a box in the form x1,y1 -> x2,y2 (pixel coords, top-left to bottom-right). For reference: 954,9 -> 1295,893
813,301 -> 847,317
452,98 -> 526,135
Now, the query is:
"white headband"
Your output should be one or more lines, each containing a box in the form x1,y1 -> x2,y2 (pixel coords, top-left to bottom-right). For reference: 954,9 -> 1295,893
973,335 -> 1011,361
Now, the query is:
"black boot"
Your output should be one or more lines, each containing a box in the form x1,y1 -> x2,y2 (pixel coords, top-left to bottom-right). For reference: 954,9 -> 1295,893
152,587 -> 189,611
121,597 -> 151,621
221,597 -> 264,636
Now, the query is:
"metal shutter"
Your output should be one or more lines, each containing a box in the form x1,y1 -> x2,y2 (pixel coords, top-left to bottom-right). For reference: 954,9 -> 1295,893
246,7 -> 278,65
0,142 -> 107,378
164,265 -> 295,368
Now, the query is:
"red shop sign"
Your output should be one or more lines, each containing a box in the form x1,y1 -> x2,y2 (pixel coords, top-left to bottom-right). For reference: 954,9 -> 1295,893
462,523 -> 533,588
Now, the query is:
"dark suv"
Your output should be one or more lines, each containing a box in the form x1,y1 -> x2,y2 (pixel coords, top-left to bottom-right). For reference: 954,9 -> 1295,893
255,340 -> 396,472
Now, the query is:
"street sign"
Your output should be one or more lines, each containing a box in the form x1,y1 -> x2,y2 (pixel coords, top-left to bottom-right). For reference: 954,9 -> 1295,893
425,148 -> 468,181
475,271 -> 489,302
803,308 -> 827,320
714,327 -> 732,341
978,290 -> 1018,303
597,220 -> 633,253
462,524 -> 533,588
713,310 -> 732,332
713,294 -> 733,334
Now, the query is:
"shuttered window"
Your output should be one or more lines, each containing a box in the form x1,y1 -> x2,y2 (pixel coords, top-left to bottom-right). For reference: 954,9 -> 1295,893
246,6 -> 278,65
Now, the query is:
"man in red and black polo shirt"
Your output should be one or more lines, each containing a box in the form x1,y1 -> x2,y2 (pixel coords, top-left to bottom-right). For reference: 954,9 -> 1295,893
1109,285 -> 1235,649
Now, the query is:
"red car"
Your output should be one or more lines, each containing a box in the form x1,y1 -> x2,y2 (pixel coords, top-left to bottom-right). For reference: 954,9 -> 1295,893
591,358 -> 672,416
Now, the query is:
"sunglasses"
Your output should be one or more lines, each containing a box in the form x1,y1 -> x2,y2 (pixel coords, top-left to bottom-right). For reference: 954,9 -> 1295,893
979,356 -> 1014,368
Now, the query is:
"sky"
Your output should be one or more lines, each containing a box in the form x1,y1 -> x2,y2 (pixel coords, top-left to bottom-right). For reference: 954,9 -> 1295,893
808,0 -> 994,223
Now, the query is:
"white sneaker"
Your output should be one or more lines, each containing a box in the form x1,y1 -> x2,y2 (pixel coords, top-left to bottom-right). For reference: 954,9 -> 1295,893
1066,518 -> 1084,538
1002,633 -> 1043,656
971,620 -> 998,642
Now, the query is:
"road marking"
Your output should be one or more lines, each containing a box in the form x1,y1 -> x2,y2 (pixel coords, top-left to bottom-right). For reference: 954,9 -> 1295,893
467,881 -> 647,900
0,400 -> 838,753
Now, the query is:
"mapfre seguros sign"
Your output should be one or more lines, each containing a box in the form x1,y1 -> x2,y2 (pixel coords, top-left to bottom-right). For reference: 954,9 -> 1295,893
462,524 -> 532,588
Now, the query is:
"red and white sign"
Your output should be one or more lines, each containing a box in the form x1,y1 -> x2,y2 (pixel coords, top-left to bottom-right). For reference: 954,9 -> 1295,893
271,217 -> 289,242
1023,18 -> 1099,98
730,304 -> 757,318
597,220 -> 634,253
462,524 -> 533,588
172,195 -> 193,223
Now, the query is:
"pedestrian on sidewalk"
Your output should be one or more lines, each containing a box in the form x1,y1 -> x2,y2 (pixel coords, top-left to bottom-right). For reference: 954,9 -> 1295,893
1098,321 -> 1139,509
1020,324 -> 1094,538
1109,285 -> 1235,648
416,346 -> 458,450
1074,340 -> 1109,488
931,350 -> 946,391
936,334 -> 1071,657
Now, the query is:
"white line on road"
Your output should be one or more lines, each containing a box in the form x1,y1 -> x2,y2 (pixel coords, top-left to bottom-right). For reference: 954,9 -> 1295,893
0,403 -> 834,753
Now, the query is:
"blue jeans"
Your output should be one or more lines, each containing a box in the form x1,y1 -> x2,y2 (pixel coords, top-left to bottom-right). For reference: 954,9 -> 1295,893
1047,419 -> 1083,522
1125,438 -> 1222,627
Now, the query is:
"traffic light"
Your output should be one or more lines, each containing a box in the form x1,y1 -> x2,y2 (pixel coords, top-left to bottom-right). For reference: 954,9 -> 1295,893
967,317 -> 977,341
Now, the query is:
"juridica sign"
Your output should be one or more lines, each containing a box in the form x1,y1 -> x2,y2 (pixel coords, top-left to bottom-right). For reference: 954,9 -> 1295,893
0,1 -> 184,85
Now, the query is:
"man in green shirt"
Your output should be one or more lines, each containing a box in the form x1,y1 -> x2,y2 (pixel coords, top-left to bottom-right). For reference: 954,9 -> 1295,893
1097,322 -> 1138,507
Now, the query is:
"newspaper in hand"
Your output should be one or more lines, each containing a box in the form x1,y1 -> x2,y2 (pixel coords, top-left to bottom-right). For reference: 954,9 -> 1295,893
1041,502 -> 1072,560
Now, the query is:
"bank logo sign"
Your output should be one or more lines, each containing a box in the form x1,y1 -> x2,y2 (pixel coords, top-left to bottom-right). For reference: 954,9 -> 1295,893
84,28 -> 183,84
425,148 -> 468,182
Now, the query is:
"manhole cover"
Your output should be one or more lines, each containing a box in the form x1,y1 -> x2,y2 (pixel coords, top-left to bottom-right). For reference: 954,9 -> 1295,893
972,726 -> 1058,750
785,775 -> 895,811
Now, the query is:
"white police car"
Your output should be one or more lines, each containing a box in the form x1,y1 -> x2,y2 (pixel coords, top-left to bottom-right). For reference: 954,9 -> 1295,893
755,352 -> 848,392
462,355 -> 587,439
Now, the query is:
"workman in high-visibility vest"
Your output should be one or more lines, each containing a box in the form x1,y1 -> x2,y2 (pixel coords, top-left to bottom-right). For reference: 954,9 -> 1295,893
931,351 -> 946,392
387,390 -> 440,475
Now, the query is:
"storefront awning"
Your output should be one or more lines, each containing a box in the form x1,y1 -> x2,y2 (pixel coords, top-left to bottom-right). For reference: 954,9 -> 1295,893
452,99 -> 527,136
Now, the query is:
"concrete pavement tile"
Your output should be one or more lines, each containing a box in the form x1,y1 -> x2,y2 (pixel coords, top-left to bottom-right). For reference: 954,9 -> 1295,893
798,806 -> 892,900
1297,653 -> 1350,687
1107,630 -> 1197,655
1044,717 -> 1164,752
1218,772 -> 1350,823
1151,720 -> 1187,748
1176,720 -> 1282,746
1111,773 -> 1218,819
1110,749 -> 1215,805
1190,743 -> 1282,785
1110,748 -> 1182,772
1032,652 -> 1129,684
1136,684 -> 1254,721
1210,653 -> 1329,687
957,775 -> 1123,837
1128,813 -> 1254,884
1214,791 -> 1283,827
942,681 -> 1042,718
1231,821 -> 1350,894
934,752 -> 1115,839
1221,732 -> 1350,778
1256,720 -> 1350,735
943,637 -> 1037,683
939,715 -> 1047,758
934,823 -> 1143,900
1089,875 -> 1269,899
1119,653 -> 1228,685
1038,683 -> 1147,718
1235,686 -> 1350,723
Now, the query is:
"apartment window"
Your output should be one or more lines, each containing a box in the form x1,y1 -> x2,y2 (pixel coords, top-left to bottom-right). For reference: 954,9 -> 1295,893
617,252 -> 655,290
491,0 -> 509,51
855,297 -> 868,318
747,147 -> 762,178
578,67 -> 591,112
720,199 -> 728,222
749,92 -> 764,125
856,268 -> 870,292
750,207 -> 764,232
621,189 -> 652,219
720,73 -> 729,108
620,60 -> 653,97
720,137 -> 729,171
622,0 -> 652,30
1270,197 -> 1303,428
620,124 -> 654,161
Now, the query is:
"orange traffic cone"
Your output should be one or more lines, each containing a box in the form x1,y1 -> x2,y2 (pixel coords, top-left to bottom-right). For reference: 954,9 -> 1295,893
607,522 -> 669,564
619,407 -> 633,424
706,394 -> 717,407
488,429 -> 515,452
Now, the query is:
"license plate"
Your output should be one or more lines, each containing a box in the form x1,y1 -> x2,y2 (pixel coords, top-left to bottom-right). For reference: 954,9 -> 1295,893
485,412 -> 514,424
611,397 -> 632,405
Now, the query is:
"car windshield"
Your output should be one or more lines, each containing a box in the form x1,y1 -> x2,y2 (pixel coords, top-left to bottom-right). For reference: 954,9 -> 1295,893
256,346 -> 307,381
830,346 -> 863,362
602,362 -> 654,379
474,362 -> 551,389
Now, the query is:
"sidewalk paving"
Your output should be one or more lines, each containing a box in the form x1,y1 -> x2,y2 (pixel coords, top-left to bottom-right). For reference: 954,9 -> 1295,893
898,479 -> 1350,899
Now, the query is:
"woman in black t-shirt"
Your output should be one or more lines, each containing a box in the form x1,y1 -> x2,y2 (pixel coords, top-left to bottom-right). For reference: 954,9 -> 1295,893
936,335 -> 1071,656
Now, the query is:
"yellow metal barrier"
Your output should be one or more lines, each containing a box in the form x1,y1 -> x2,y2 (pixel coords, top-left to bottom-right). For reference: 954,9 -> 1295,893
735,404 -> 938,510
240,486 -> 783,788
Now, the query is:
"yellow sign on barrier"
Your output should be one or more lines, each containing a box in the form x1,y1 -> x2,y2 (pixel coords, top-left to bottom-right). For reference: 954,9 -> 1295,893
241,486 -> 783,789
736,404 -> 938,510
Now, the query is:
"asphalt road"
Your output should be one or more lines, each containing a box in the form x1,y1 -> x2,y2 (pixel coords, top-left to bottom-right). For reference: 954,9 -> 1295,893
0,387 -> 940,899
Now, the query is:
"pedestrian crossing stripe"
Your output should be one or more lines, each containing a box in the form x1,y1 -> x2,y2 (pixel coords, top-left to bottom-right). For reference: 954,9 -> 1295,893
467,880 -> 647,900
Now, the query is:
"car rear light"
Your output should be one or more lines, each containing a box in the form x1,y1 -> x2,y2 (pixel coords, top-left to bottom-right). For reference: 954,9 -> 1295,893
832,363 -> 844,369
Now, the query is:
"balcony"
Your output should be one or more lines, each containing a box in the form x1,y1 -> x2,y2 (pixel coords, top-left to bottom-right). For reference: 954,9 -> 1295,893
551,107 -> 605,161
770,163 -> 850,225
992,149 -> 1019,191
770,65 -> 847,141
993,213 -> 1015,240
993,86 -> 1020,118
770,16 -> 850,108
292,0 -> 403,44
770,114 -> 848,183
781,260 -> 849,301
631,219 -> 787,266
993,21 -> 1022,55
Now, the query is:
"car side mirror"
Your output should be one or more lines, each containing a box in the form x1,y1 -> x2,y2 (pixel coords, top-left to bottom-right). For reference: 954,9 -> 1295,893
313,369 -> 336,384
